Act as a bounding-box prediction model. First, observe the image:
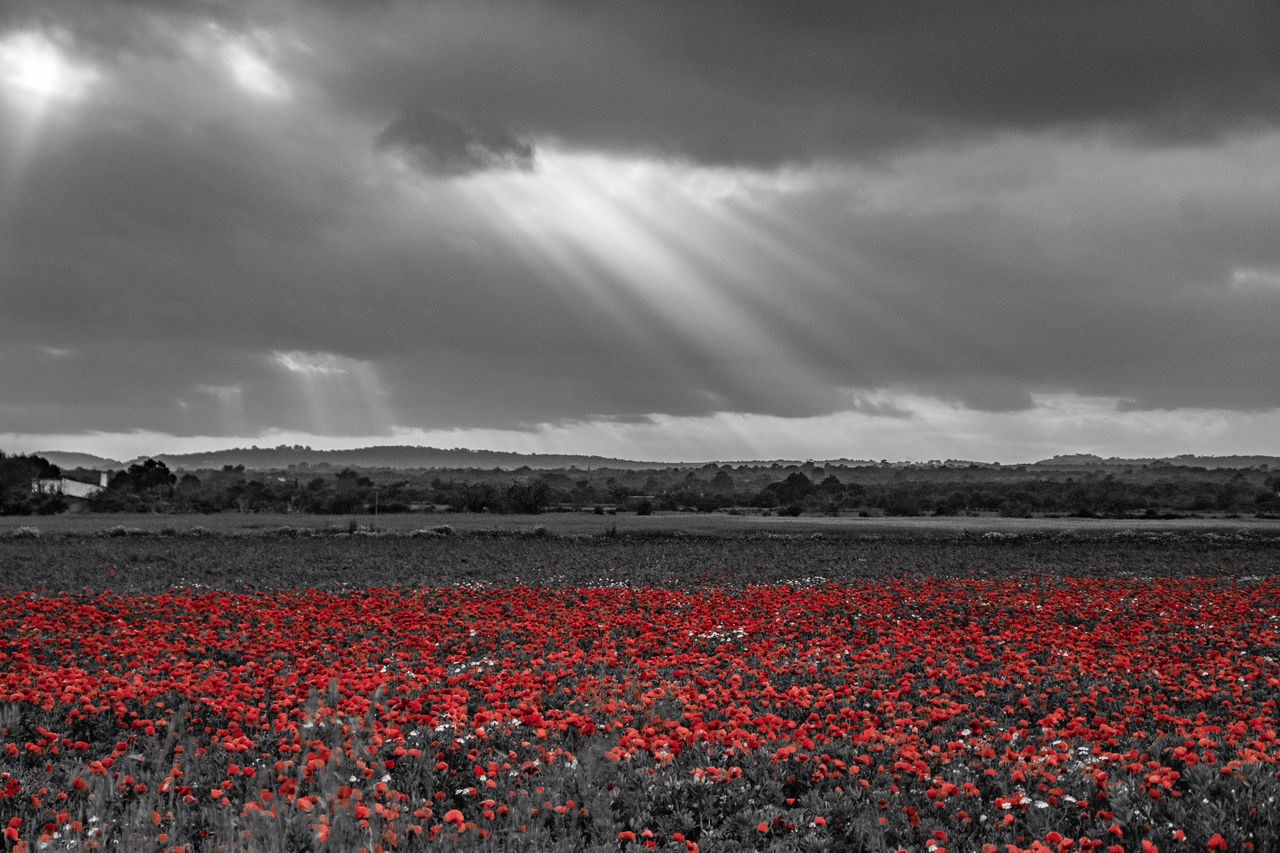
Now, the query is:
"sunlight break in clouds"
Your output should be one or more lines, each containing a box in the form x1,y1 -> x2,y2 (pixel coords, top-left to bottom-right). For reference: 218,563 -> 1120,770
0,28 -> 99,207
457,149 -> 852,412
379,398 -> 1280,464
5,396 -> 1280,464
0,29 -> 97,102
271,351 -> 394,437
181,24 -> 294,101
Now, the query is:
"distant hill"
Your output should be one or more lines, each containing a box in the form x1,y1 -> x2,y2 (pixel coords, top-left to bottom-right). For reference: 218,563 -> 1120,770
1033,453 -> 1280,469
1152,455 -> 1280,469
33,451 -> 123,470
26,444 -> 1280,474
1033,454 -> 1107,466
133,445 -> 671,472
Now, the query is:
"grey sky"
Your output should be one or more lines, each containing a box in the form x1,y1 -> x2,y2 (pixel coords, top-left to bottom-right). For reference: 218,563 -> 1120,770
2,1 -> 1279,461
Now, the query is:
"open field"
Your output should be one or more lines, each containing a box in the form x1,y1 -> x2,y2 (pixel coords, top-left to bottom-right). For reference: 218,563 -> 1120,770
1,530 -> 1279,851
4,510 -> 1280,540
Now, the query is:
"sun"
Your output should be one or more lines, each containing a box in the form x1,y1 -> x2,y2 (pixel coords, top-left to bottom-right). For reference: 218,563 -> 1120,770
0,29 -> 97,103
0,28 -> 99,210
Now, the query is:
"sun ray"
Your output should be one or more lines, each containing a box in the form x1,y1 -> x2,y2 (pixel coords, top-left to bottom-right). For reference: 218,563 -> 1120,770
456,150 -> 855,412
272,351 -> 393,436
0,28 -> 99,221
463,166 -> 669,352
194,384 -> 249,437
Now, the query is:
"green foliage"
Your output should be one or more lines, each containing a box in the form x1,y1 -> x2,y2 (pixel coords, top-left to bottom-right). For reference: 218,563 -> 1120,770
9,445 -> 1280,520
0,452 -> 62,515
108,458 -> 177,494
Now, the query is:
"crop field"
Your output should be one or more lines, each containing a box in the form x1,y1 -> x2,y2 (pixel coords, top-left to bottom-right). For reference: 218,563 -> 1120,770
1,528 -> 1279,852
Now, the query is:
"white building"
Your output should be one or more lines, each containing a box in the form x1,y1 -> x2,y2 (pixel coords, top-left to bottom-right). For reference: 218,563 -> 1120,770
32,472 -> 109,500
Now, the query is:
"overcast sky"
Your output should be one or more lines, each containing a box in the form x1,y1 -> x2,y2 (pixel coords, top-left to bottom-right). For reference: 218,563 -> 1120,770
3,1 -> 1279,463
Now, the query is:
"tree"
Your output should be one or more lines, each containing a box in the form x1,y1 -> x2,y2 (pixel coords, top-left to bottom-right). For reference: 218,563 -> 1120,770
505,478 -> 550,514
0,452 -> 59,486
110,459 -> 177,496
0,452 -> 62,515
760,472 -> 814,505
454,481 -> 498,513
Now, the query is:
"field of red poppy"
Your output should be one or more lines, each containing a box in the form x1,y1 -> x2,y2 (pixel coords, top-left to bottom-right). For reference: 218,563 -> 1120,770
1,528 -> 1279,852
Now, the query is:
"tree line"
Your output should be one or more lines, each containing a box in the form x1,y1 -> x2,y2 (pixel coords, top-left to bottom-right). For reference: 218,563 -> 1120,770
4,451 -> 1278,518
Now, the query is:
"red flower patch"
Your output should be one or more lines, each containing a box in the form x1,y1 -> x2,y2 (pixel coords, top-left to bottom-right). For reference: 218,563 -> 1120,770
0,569 -> 1277,849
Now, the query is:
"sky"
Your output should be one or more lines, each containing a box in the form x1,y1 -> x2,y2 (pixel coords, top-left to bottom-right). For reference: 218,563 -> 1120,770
2,1 -> 1279,464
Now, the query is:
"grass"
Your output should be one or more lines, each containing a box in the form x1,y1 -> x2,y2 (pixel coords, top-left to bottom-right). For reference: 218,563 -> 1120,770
3,510 -> 1279,540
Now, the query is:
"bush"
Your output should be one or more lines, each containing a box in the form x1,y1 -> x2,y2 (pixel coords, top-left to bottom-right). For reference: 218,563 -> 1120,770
413,524 -> 457,538
32,493 -> 68,515
999,499 -> 1033,518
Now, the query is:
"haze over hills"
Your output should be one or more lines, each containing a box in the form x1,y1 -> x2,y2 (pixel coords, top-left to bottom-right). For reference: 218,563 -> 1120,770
130,445 -> 670,472
1030,454 -> 1280,470
33,451 -> 125,470
27,445 -> 1280,473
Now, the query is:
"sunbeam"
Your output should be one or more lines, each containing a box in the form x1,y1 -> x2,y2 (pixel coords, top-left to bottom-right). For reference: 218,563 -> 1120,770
181,24 -> 295,102
272,351 -> 393,436
0,28 -> 98,209
458,150 -> 863,413
192,384 -> 248,438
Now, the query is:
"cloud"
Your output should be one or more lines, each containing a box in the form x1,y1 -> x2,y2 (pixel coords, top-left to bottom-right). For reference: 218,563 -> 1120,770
9,396 -> 1280,465
1230,266 -> 1280,294
276,0 -> 1280,169
3,0 -> 1280,460
376,107 -> 534,176
8,1 -> 1280,169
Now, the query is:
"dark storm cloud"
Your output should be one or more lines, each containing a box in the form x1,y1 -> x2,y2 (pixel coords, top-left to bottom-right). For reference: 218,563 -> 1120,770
3,0 -> 1280,451
376,107 -> 535,177
9,0 -> 1280,165
2,0 -> 250,66
755,139 -> 1280,413
290,0 -> 1280,168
